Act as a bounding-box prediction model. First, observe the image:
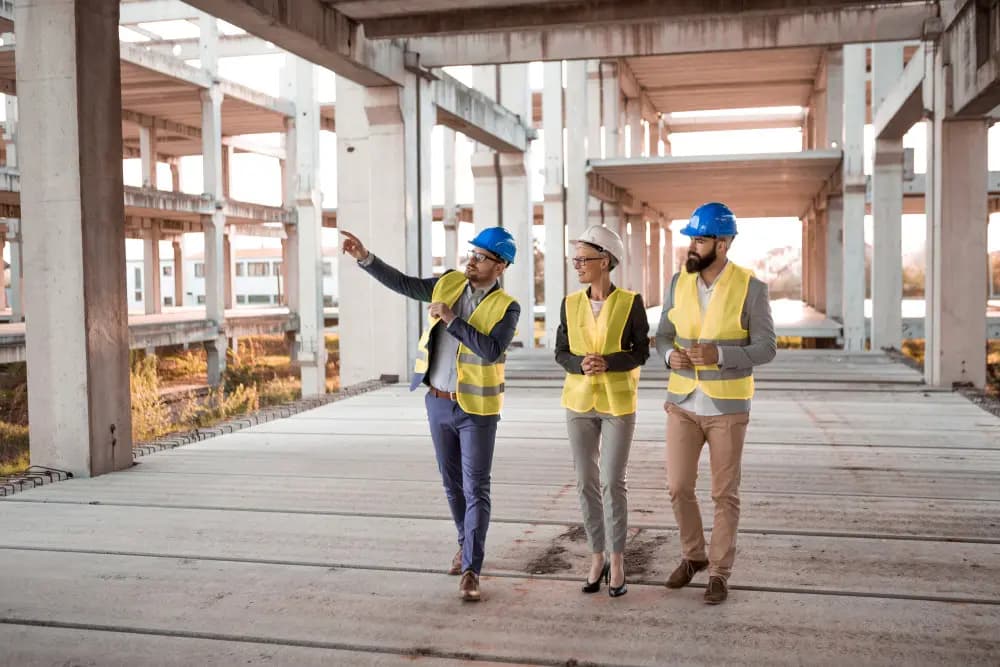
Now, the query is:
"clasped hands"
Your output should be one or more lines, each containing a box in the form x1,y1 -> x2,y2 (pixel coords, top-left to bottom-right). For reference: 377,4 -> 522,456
670,343 -> 719,369
581,353 -> 608,376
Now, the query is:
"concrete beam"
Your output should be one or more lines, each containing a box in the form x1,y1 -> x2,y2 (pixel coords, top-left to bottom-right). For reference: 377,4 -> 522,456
948,1 -> 1000,118
118,41 -> 293,117
665,110 -> 805,134
367,0 -> 928,39
873,44 -> 925,140
616,58 -> 659,123
119,0 -> 199,24
181,0 -> 405,87
122,109 -> 201,139
146,34 -> 278,60
432,70 -> 533,153
406,4 -> 937,67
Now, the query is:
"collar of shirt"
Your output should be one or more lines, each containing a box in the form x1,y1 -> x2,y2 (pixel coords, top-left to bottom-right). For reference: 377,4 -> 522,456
467,282 -> 494,305
698,261 -> 728,291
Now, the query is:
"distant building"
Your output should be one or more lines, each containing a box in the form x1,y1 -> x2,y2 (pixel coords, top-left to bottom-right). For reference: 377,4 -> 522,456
124,248 -> 340,311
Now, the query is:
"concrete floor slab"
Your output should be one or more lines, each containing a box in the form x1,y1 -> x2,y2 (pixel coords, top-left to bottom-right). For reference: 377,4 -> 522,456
1,550 -> 998,666
2,350 -> 998,665
0,625 -> 513,667
2,503 -> 998,601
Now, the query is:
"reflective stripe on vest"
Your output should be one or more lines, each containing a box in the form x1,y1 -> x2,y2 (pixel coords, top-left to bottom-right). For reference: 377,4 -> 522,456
413,271 -> 515,416
667,263 -> 754,400
561,288 -> 640,416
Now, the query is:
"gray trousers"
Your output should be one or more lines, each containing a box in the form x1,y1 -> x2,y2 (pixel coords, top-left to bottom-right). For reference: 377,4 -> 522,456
566,409 -> 637,554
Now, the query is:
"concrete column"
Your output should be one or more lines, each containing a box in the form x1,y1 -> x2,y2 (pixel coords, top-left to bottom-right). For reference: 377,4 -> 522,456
500,63 -> 534,349
8,218 -> 22,321
199,13 -> 227,384
815,208 -> 828,313
442,127 -> 459,269
626,97 -> 642,158
646,221 -> 661,307
826,196 -> 844,321
472,66 -> 500,233
925,46 -> 988,388
143,224 -> 162,314
3,87 -> 17,168
601,61 -> 621,159
0,231 -> 6,310
336,75 -> 425,385
221,144 -> 234,199
799,215 -> 812,305
170,160 -> 181,191
542,60 -> 565,349
658,116 -> 672,156
626,215 -> 644,293
565,60 -> 589,244
840,44 -> 866,351
661,220 -> 674,284
223,231 -> 234,309
871,43 -> 905,351
172,240 -> 183,307
139,124 -> 157,189
586,61 -> 603,227
15,0 -> 132,476
291,57 -> 328,395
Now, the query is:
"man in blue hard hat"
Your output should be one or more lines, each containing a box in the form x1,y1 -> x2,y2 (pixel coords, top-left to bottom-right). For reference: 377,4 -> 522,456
655,202 -> 776,604
341,227 -> 520,602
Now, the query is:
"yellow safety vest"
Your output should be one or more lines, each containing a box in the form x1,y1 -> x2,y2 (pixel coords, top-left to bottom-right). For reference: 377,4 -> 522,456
667,263 -> 755,400
414,271 -> 515,416
561,288 -> 640,416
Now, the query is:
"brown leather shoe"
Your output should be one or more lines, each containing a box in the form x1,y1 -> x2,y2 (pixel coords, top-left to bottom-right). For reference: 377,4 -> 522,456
704,576 -> 728,604
665,559 -> 709,589
448,548 -> 462,576
459,570 -> 481,601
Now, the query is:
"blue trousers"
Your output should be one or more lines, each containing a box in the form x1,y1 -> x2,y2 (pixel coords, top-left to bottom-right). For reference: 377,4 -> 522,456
425,392 -> 498,574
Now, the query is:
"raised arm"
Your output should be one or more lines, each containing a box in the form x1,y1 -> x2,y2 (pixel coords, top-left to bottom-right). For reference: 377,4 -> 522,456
342,229 -> 437,302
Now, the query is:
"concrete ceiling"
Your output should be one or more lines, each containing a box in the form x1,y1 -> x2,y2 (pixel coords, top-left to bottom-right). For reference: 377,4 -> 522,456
590,151 -> 842,219
627,48 -> 824,114
0,48 -> 286,159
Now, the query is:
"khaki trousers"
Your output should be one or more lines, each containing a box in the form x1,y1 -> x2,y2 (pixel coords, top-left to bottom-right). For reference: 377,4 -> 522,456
665,402 -> 749,580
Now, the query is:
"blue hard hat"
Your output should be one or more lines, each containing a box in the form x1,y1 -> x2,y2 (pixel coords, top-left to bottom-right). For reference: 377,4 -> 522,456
680,202 -> 738,237
469,226 -> 516,264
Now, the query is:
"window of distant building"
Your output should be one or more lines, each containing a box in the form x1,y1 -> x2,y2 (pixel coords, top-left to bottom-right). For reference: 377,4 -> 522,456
272,261 -> 282,276
162,265 -> 173,277
322,261 -> 332,277
236,295 -> 247,305
163,296 -> 174,307
323,295 -> 334,307
247,261 -> 269,277
197,295 -> 206,305
235,262 -> 245,277
134,267 -> 142,302
248,294 -> 271,304
194,262 -> 205,278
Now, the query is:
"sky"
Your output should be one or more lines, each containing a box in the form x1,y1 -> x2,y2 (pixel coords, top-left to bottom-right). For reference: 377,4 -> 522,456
17,19 -> 1000,264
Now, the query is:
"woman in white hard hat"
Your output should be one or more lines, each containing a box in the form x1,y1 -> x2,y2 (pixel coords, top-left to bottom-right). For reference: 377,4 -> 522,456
555,224 -> 650,597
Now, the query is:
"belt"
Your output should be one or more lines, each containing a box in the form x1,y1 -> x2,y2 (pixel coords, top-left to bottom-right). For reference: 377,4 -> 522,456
428,386 -> 458,401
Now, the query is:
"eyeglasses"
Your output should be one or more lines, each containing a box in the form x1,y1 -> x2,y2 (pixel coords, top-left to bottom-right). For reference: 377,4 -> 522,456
572,256 -> 604,268
467,250 -> 501,264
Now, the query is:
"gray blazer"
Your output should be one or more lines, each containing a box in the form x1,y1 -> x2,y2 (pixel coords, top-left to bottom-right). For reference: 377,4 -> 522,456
655,269 -> 777,412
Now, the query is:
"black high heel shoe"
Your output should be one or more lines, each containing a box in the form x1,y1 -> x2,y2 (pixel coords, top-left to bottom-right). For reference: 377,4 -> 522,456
608,566 -> 627,597
582,562 -> 610,594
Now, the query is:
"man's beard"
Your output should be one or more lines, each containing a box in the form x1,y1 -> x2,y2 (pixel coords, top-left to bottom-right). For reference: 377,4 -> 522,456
685,246 -> 717,273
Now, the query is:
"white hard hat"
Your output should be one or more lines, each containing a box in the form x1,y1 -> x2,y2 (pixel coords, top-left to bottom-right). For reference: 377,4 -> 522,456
574,225 -> 625,266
